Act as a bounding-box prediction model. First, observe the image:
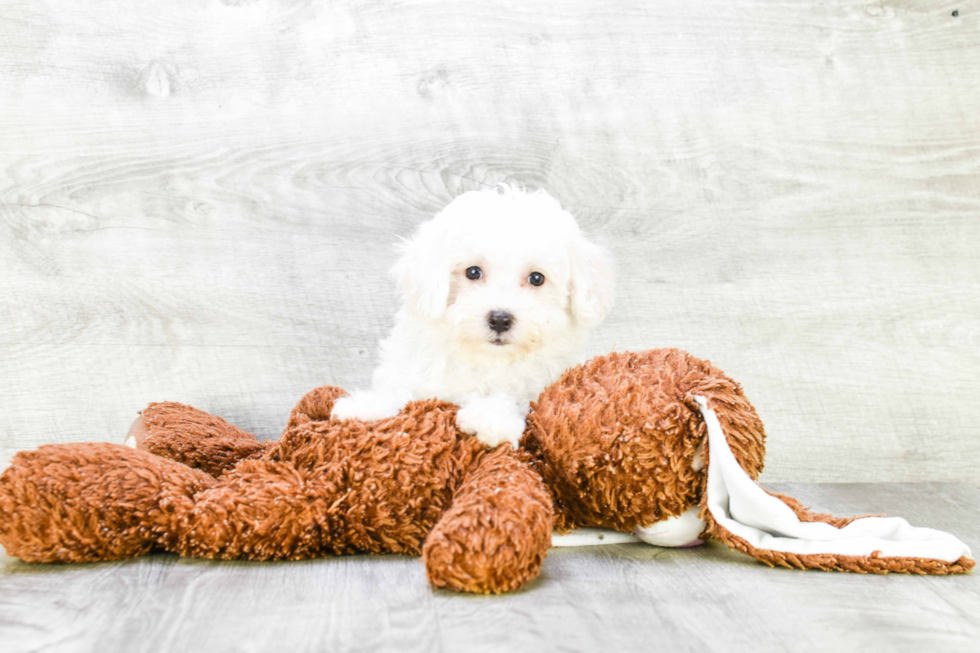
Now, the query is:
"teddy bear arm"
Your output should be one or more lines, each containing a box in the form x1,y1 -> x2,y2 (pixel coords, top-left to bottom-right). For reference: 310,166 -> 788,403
127,402 -> 270,477
285,386 -> 350,431
422,447 -> 554,594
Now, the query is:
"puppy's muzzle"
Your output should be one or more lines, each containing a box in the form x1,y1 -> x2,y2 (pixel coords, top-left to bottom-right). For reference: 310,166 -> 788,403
487,310 -> 514,334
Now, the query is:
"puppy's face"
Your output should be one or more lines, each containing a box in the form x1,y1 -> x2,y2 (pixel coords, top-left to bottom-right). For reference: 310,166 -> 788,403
444,242 -> 571,359
392,187 -> 614,361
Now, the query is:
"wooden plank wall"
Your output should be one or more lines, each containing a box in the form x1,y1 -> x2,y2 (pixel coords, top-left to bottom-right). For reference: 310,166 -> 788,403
1,0 -> 978,482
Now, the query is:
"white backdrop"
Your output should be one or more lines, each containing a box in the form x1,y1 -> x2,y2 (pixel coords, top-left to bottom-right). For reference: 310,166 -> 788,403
1,0 -> 978,482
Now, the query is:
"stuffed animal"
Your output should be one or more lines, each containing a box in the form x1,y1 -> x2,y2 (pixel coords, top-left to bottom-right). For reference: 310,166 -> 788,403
0,349 -> 972,594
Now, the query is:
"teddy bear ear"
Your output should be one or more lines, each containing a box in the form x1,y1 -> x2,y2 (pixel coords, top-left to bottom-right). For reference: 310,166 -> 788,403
390,220 -> 452,321
569,236 -> 615,328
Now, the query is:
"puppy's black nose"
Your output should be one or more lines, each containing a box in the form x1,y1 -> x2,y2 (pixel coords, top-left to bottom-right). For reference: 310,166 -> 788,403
487,310 -> 514,333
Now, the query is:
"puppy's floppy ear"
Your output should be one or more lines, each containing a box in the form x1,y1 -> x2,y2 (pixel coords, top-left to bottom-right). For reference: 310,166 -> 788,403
569,237 -> 615,328
390,221 -> 452,320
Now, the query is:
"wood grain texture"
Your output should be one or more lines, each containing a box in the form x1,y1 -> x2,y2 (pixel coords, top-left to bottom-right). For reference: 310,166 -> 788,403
1,0 -> 979,481
1,483 -> 977,652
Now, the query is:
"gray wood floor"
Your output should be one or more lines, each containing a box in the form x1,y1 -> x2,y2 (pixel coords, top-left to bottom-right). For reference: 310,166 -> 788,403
1,483 -> 977,653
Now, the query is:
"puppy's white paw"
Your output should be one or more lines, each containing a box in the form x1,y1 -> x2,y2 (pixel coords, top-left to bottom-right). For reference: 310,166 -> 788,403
456,396 -> 527,449
330,390 -> 409,422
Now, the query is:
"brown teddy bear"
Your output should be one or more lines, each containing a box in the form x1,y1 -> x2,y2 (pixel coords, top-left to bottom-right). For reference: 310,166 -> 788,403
0,349 -> 972,594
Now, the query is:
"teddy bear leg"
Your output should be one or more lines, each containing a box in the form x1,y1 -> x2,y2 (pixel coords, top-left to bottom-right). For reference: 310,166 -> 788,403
126,401 -> 270,477
422,448 -> 554,594
0,443 -> 214,562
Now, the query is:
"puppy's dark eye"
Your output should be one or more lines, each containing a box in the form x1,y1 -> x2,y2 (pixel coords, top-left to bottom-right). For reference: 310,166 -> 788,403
528,271 -> 545,286
465,266 -> 483,280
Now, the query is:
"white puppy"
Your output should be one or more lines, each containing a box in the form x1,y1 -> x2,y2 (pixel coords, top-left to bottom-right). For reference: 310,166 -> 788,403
330,184 -> 614,448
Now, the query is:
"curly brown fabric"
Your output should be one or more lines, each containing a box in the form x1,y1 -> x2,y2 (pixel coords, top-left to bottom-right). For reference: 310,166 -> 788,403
130,387 -> 352,477
176,398 -> 489,560
526,349 -> 765,533
0,443 -> 215,562
285,385 -> 349,432
132,402 -> 269,477
424,446 -> 553,594
0,350 -> 971,591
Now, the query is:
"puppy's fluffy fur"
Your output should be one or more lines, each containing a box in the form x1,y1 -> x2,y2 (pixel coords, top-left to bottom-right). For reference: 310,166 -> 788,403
331,185 -> 614,447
